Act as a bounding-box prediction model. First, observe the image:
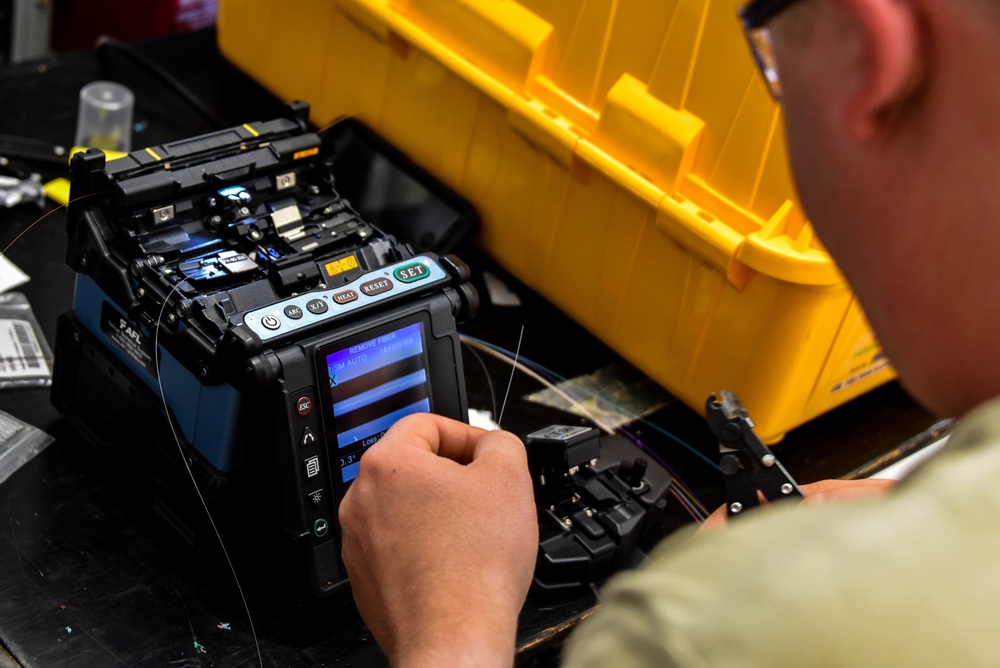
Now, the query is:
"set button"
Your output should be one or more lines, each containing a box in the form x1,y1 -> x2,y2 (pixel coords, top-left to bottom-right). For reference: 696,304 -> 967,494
393,262 -> 430,283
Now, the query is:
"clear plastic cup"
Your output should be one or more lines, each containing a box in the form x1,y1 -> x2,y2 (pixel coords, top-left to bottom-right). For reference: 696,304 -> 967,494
74,81 -> 135,152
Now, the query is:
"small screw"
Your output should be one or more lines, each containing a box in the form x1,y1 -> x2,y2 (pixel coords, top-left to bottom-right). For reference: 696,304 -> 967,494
761,453 -> 776,467
562,518 -> 573,529
250,229 -> 263,241
781,483 -> 794,495
136,287 -> 146,298
165,313 -> 177,325
158,209 -> 171,222
730,502 -> 743,514
238,206 -> 250,217
198,364 -> 209,378
722,423 -> 743,442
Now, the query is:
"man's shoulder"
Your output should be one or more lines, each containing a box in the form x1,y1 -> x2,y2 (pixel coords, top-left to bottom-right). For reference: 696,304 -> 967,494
561,402 -> 1000,667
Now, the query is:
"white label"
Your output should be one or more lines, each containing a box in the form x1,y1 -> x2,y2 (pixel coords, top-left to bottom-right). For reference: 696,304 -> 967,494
0,318 -> 50,379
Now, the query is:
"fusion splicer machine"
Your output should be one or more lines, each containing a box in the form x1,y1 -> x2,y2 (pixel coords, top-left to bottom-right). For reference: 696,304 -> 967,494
51,103 -> 478,599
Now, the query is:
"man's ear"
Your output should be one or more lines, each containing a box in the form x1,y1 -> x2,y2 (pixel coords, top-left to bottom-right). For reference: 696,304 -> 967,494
832,0 -> 921,140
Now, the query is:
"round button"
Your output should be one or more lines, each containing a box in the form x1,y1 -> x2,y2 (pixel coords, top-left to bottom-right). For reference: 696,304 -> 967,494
360,278 -> 393,297
313,518 -> 329,538
261,315 -> 281,330
296,396 -> 313,416
333,289 -> 358,305
306,298 -> 329,315
393,262 -> 430,283
283,304 -> 304,319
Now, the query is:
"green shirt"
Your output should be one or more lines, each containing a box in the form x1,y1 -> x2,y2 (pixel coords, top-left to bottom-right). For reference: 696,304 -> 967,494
562,398 -> 1000,667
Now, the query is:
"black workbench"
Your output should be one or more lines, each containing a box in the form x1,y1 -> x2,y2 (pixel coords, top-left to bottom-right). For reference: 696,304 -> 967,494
0,27 -> 946,668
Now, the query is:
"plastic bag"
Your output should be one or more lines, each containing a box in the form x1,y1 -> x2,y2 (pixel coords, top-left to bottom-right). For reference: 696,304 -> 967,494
0,291 -> 53,389
0,409 -> 53,485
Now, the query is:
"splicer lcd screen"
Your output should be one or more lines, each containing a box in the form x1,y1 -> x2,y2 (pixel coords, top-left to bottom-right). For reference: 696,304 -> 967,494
321,321 -> 430,483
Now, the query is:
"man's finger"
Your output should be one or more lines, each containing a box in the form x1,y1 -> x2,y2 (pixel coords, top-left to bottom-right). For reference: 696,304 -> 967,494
471,428 -> 527,461
384,413 -> 490,463
800,478 -> 895,504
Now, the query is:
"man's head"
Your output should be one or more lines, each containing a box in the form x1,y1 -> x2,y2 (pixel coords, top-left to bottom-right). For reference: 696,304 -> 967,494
750,0 -> 1000,418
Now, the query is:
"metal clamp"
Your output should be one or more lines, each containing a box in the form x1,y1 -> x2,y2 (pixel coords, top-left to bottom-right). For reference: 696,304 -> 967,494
0,173 -> 45,209
706,390 -> 804,517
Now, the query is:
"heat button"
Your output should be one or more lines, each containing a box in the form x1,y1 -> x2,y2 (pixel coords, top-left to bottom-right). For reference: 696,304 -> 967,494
333,289 -> 358,305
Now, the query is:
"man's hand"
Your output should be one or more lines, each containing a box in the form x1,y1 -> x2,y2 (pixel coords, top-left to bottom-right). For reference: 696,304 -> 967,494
338,413 -> 539,668
700,478 -> 897,531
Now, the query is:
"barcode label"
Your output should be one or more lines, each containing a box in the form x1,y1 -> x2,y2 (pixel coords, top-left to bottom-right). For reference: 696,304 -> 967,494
13,322 -> 40,368
0,318 -> 51,379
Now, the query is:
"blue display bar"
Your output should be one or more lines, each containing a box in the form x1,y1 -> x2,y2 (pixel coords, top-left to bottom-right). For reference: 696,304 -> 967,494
326,322 -> 424,386
336,399 -> 431,450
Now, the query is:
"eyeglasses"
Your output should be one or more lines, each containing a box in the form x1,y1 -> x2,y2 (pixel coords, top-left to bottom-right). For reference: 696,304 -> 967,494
738,0 -> 803,102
